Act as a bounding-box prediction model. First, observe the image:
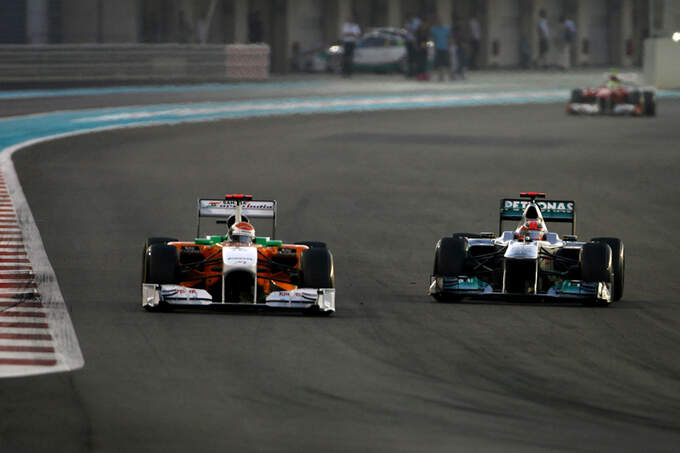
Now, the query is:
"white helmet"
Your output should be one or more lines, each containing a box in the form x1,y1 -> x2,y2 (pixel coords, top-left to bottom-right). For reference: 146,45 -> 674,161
229,222 -> 255,245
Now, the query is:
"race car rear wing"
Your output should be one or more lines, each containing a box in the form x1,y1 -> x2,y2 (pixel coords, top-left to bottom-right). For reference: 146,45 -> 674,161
499,198 -> 575,234
602,72 -> 639,85
196,196 -> 277,238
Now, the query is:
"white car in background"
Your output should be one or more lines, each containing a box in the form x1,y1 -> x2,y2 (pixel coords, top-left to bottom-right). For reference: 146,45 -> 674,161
307,28 -> 432,74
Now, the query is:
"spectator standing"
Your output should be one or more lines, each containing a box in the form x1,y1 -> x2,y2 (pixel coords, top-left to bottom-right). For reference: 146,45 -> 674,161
430,18 -> 451,81
468,16 -> 481,69
520,35 -> 531,69
537,9 -> 550,69
248,11 -> 263,43
177,10 -> 192,43
341,17 -> 361,77
451,19 -> 466,80
404,15 -> 421,77
560,15 -> 576,69
415,18 -> 430,80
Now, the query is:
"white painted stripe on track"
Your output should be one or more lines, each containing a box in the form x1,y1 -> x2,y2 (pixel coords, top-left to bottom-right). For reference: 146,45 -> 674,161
0,339 -> 53,345
0,305 -> 40,312
0,351 -> 56,359
0,328 -> 52,335
72,90 -> 570,124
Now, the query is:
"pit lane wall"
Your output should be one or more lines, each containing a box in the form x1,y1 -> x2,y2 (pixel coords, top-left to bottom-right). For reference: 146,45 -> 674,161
0,44 -> 270,83
643,38 -> 680,89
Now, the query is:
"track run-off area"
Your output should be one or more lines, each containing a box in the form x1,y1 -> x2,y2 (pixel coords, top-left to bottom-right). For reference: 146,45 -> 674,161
1,78 -> 680,451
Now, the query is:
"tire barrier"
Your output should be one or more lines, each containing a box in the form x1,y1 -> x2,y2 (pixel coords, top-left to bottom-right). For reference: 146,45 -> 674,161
225,44 -> 270,80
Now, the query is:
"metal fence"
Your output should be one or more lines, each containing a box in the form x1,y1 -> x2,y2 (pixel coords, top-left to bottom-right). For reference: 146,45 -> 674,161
0,44 -> 270,83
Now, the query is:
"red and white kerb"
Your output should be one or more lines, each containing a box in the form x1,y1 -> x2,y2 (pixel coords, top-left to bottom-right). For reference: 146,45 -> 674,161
0,174 -> 57,369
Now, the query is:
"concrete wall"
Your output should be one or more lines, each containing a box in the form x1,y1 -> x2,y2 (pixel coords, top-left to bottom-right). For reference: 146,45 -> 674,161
61,0 -> 98,43
288,0 -> 324,52
101,0 -> 141,43
26,0 -> 48,43
1,0 -> 651,71
486,0 -> 520,67
643,37 -> 680,88
588,0 -> 610,64
61,0 -> 140,43
650,0 -> 680,37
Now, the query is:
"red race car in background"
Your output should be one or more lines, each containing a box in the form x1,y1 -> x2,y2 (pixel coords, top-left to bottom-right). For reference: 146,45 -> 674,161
567,72 -> 656,116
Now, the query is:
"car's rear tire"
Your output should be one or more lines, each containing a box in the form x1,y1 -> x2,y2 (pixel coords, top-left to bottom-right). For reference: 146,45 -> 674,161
145,237 -> 178,248
300,247 -> 334,289
435,237 -> 467,276
570,89 -> 583,103
630,90 -> 641,105
451,232 -> 481,239
591,237 -> 624,301
598,97 -> 608,114
643,91 -> 656,116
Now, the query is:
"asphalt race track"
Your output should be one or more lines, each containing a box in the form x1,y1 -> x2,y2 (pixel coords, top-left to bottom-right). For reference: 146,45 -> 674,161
2,100 -> 680,452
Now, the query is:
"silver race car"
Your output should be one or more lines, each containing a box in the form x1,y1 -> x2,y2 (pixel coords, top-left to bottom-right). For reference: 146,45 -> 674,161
429,193 -> 624,306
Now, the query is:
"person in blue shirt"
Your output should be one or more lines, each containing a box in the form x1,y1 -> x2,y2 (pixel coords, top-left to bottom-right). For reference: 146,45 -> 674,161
430,17 -> 451,81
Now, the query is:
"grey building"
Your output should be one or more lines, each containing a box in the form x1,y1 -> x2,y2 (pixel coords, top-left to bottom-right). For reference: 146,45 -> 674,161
2,0 -> 679,72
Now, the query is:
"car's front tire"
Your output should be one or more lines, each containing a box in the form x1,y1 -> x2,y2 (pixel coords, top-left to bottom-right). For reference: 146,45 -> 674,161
300,247 -> 334,289
142,242 -> 180,312
580,242 -> 613,306
643,91 -> 656,116
435,237 -> 467,276
591,237 -> 624,301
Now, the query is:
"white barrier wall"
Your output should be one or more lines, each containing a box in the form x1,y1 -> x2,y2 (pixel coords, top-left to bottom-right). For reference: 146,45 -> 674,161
643,38 -> 680,89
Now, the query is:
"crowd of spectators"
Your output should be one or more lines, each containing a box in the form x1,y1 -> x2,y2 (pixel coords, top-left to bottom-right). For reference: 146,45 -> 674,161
338,9 -> 578,81
403,14 -> 481,82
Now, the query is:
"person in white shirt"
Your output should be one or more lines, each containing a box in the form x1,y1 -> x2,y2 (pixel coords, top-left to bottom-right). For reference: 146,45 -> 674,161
341,18 -> 361,77
559,15 -> 576,69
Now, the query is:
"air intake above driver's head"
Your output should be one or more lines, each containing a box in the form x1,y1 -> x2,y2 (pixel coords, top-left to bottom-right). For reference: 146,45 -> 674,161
525,205 -> 540,219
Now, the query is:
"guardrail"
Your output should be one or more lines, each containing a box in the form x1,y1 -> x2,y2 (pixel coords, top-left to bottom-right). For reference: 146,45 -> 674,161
0,44 -> 270,84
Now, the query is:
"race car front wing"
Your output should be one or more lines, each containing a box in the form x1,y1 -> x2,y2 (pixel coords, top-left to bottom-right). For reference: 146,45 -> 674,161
429,276 -> 611,303
142,284 -> 335,313
567,102 -> 641,115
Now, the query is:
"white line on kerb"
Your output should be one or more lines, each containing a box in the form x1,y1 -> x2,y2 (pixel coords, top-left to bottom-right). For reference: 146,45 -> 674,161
0,138 -> 86,378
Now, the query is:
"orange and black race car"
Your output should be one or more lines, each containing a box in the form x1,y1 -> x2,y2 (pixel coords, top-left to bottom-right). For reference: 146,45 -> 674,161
142,194 -> 335,314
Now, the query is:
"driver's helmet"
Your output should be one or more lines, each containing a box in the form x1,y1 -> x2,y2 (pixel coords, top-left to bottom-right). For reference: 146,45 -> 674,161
607,73 -> 621,89
229,222 -> 255,245
518,220 -> 544,241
